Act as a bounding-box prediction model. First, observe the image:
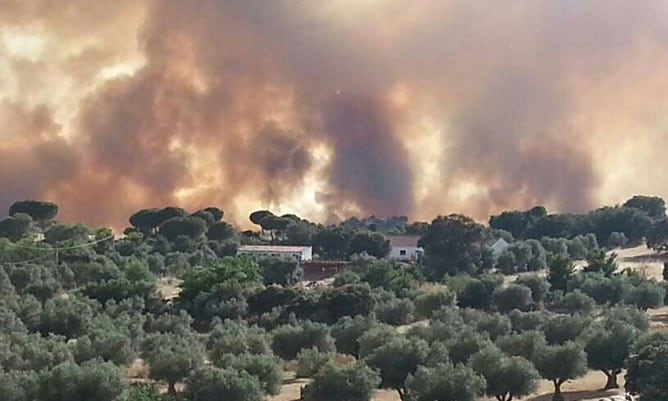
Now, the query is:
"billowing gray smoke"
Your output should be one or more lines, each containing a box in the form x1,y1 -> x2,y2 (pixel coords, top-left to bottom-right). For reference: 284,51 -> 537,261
2,1 -> 668,227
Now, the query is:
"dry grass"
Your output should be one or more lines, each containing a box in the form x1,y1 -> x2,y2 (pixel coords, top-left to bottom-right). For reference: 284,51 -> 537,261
126,358 -> 149,379
157,277 -> 183,300
175,246 -> 668,401
612,245 -> 666,281
649,305 -> 668,332
518,370 -> 625,401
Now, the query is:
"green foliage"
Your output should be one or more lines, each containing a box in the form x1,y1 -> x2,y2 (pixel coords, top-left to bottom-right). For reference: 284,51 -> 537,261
583,321 -> 638,389
647,219 -> 668,251
207,320 -> 270,359
284,220 -> 317,245
462,309 -> 512,341
470,346 -> 540,401
259,258 -> 302,286
547,254 -> 574,292
129,209 -> 163,235
625,280 -> 666,310
0,370 -> 37,401
331,315 -> 377,357
446,328 -> 493,364
332,271 -> 361,287
607,231 -> 628,248
349,231 -> 391,258
603,306 -> 650,331
574,273 -> 629,305
141,333 -> 204,394
0,332 -> 74,372
39,296 -> 95,338
549,290 -> 596,314
457,274 -> 503,310
625,332 -> 668,401
249,210 -> 274,227
9,200 -> 59,223
353,259 -> 419,296
493,284 -> 533,313
419,214 -> 487,279
303,362 -> 380,401
312,226 -> 352,260
583,249 -> 617,277
540,314 -> 592,345
413,288 -> 456,319
374,297 -> 415,326
36,360 -> 126,401
214,353 -> 282,395
358,324 -> 398,358
365,337 -> 430,399
73,328 -> 134,365
247,285 -> 299,316
123,384 -> 165,401
318,283 -> 375,323
515,274 -> 551,305
533,341 -> 587,399
44,223 -> 91,245
296,348 -> 335,378
271,322 -> 335,360
159,216 -> 207,241
405,362 -> 486,401
0,213 -> 37,242
489,207 -> 547,240
206,221 -> 235,241
623,195 -> 666,220
496,330 -> 548,362
184,366 -> 263,401
177,257 -> 261,318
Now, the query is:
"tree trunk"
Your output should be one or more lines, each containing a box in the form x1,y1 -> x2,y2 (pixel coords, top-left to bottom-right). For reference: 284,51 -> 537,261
397,387 -> 406,401
603,370 -> 620,389
552,380 -> 564,401
168,382 -> 178,400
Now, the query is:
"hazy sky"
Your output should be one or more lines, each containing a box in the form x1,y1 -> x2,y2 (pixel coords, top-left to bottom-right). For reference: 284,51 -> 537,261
2,1 -> 668,228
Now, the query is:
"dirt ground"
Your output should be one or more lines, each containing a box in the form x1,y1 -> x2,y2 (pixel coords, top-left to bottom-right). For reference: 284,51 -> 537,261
157,277 -> 182,300
150,245 -> 664,401
270,245 -> 667,401
268,370 -> 628,401
607,244 -> 666,281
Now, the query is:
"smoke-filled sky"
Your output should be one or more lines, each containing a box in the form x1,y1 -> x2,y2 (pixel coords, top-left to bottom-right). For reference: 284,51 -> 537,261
2,1 -> 668,228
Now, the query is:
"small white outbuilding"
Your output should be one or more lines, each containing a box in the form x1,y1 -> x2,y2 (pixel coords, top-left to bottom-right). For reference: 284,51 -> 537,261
388,236 -> 424,262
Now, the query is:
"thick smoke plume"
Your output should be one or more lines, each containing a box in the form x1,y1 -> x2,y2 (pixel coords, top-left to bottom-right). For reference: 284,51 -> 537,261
2,1 -> 668,228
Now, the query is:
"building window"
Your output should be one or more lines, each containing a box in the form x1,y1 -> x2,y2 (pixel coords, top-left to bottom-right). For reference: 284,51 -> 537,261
399,250 -> 407,256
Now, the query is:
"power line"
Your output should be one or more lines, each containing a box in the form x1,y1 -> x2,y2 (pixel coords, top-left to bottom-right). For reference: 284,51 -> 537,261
0,253 -> 53,266
0,234 -> 115,266
3,234 -> 115,251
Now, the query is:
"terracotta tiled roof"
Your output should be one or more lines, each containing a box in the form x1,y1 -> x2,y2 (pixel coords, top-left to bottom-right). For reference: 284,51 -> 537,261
239,245 -> 311,253
388,235 -> 421,248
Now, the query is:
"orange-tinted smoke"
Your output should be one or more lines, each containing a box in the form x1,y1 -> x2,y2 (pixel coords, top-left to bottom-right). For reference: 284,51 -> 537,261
2,1 -> 668,228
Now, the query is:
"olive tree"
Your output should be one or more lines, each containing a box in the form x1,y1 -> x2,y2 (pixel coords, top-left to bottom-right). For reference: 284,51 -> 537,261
184,366 -> 262,401
405,362 -> 485,401
583,322 -> 637,389
625,332 -> 668,401
470,346 -> 540,401
36,360 -> 126,401
365,337 -> 430,400
303,362 -> 380,401
141,334 -> 205,397
533,341 -> 587,401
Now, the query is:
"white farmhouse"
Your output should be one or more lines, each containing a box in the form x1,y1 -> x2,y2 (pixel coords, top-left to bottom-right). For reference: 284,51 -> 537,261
489,238 -> 510,257
237,245 -> 313,263
388,236 -> 423,262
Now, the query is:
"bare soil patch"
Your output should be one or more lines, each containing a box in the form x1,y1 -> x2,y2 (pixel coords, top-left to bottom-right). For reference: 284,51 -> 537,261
157,277 -> 182,300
